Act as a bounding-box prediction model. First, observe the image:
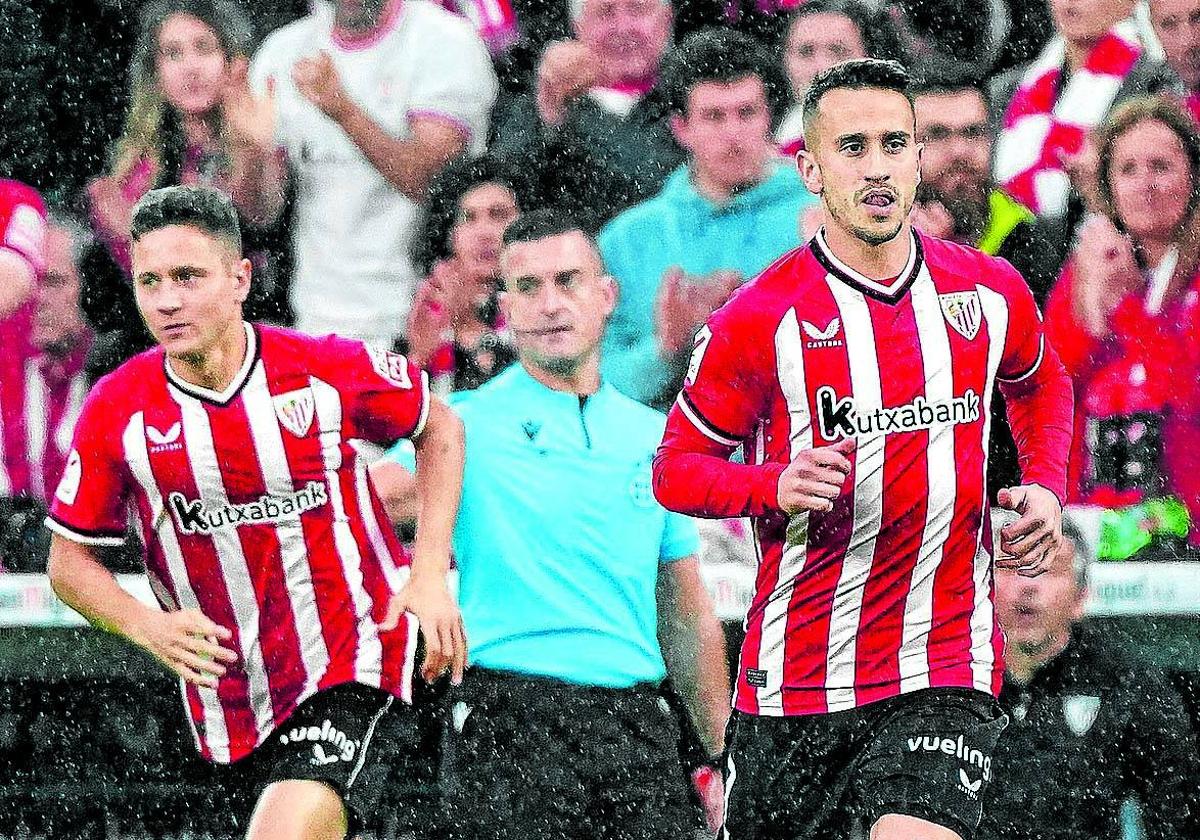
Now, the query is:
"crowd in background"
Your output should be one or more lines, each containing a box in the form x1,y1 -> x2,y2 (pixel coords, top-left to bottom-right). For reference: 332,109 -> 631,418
2,0 -> 1200,836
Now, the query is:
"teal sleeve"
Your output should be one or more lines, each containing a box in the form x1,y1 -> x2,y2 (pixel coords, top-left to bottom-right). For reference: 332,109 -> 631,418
660,509 -> 701,564
599,220 -> 670,404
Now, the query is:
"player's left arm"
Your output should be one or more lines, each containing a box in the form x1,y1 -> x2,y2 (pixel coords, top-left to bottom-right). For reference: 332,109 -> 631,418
992,260 -> 1075,576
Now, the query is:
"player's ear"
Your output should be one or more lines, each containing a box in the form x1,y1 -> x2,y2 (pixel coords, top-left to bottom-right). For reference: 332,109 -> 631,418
232,257 -> 252,305
599,274 -> 617,319
798,149 -> 823,195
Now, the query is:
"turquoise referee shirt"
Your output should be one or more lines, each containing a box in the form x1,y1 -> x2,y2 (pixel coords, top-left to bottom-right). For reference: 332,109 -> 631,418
386,363 -> 700,687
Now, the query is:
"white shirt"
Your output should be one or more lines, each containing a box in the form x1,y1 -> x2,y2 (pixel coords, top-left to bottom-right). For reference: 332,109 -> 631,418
252,1 -> 497,347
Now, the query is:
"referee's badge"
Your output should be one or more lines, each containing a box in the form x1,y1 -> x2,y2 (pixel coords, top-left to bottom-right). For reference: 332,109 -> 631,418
274,387 -> 316,438
939,291 -> 982,341
1062,695 -> 1100,736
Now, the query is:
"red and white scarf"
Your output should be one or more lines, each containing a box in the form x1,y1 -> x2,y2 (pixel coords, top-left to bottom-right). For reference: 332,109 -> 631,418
993,20 -> 1142,219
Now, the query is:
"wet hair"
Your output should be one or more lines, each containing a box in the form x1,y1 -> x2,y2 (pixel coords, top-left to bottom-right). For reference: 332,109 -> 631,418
130,184 -> 242,253
415,155 -> 527,275
1095,95 -> 1200,237
802,58 -> 913,136
109,0 -> 252,184
501,208 -> 593,250
662,28 -> 787,125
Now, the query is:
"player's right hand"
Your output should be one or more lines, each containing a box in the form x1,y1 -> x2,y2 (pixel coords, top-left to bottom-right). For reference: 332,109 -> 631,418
776,438 -> 856,514
131,608 -> 237,689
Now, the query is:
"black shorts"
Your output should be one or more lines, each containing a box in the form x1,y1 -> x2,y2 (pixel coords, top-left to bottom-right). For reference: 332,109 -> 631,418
216,682 -> 411,835
441,668 -> 700,840
723,688 -> 1009,840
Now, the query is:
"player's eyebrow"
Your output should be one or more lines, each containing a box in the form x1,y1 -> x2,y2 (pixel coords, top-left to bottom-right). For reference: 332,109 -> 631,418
834,132 -> 867,147
884,129 -> 913,143
555,269 -> 582,284
170,264 -> 209,278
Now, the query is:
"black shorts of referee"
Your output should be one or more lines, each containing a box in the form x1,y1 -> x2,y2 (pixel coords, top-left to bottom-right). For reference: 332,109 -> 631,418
441,667 -> 702,840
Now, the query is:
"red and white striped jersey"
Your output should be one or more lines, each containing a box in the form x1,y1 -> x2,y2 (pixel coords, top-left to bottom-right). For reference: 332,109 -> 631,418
47,323 -> 426,762
23,340 -> 90,504
666,230 -> 1053,716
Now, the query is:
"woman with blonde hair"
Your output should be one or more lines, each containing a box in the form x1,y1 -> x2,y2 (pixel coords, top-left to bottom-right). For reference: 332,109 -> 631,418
1044,95 -> 1200,559
88,0 -> 285,276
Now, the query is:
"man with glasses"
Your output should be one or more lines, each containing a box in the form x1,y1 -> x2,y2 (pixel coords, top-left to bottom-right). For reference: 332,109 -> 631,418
911,81 -> 1061,499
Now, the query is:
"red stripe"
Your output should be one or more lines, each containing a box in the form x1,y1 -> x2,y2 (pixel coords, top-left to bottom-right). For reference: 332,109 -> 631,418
365,479 -> 411,696
204,398 -> 305,723
145,421 -> 256,758
856,296 -> 926,706
338,467 -> 391,688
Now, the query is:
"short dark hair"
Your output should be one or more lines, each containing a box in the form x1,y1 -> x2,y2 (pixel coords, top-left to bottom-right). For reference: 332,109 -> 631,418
662,28 -> 787,125
782,0 -> 903,68
802,58 -> 914,138
416,155 -> 528,275
130,185 -> 242,253
909,79 -> 986,103
501,208 -> 593,249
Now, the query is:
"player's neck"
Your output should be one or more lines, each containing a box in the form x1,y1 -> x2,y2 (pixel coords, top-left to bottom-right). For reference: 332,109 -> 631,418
522,355 -> 601,396
822,218 -> 913,281
167,321 -> 250,394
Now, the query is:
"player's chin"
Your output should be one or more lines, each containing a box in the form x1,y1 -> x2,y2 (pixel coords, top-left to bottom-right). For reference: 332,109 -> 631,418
853,217 -> 904,246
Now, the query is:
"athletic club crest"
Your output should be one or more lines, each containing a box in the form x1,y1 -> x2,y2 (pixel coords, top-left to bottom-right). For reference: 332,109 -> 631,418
1062,695 -> 1101,736
939,291 -> 982,341
273,388 -> 315,438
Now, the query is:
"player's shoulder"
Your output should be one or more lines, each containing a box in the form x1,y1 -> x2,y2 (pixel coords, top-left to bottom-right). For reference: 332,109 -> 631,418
86,346 -> 168,418
921,233 -> 1026,293
711,245 -> 820,324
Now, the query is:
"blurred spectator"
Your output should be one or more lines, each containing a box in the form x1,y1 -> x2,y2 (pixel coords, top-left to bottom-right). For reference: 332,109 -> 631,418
1148,0 -> 1200,119
490,0 -> 682,233
599,28 -> 815,408
24,212 -> 94,505
404,155 -> 522,394
251,0 -> 496,348
85,0 -> 288,378
775,0 -> 890,156
983,509 -> 1200,839
0,179 -> 46,501
1044,96 -> 1200,559
912,81 -> 1061,499
991,0 -> 1172,255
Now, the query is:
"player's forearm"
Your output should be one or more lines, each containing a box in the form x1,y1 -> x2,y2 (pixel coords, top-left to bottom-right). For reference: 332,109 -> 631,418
998,343 -> 1074,504
47,535 -> 156,642
334,102 -> 454,202
692,609 -> 731,752
653,444 -> 785,519
409,400 -> 464,580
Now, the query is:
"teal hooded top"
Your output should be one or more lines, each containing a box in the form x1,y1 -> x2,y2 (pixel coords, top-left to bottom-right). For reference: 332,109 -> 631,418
598,161 -> 817,405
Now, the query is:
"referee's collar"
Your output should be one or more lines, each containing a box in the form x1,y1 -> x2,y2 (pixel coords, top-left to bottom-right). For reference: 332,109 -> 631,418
811,226 -> 924,304
510,362 -> 612,406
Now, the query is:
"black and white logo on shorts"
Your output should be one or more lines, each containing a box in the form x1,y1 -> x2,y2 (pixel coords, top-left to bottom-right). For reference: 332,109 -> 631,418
279,718 -> 361,765
906,734 -> 992,800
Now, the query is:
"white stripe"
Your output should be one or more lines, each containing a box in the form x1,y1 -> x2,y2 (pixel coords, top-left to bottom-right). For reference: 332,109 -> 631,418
754,309 -> 812,713
355,458 -> 396,576
346,694 -> 394,790
44,517 -> 126,547
823,281 -> 885,712
898,271 -> 958,692
56,373 -> 87,460
719,750 -> 738,840
122,412 -> 229,761
172,387 -> 276,738
24,361 -> 47,500
675,394 -> 740,447
974,287 -> 1011,690
400,611 -> 418,704
411,370 -> 431,438
310,377 -> 384,688
241,368 -> 330,694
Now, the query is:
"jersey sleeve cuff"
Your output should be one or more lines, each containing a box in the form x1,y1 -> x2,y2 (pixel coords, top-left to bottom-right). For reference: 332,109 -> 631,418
999,336 -> 1044,383
45,516 -> 127,547
410,369 -> 431,439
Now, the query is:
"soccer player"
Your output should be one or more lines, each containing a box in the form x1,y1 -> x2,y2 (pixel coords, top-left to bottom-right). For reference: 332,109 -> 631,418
653,59 -> 1074,840
44,185 -> 465,840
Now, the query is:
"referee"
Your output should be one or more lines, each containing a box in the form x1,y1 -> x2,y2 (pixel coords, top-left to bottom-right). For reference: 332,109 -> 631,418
373,210 -> 730,840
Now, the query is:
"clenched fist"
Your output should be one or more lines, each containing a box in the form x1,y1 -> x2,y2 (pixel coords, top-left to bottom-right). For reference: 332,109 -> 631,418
776,438 -> 857,514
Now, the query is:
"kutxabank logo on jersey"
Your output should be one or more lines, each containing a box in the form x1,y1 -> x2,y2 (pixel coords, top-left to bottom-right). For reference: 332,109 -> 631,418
167,481 -> 330,534
816,386 -> 982,441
